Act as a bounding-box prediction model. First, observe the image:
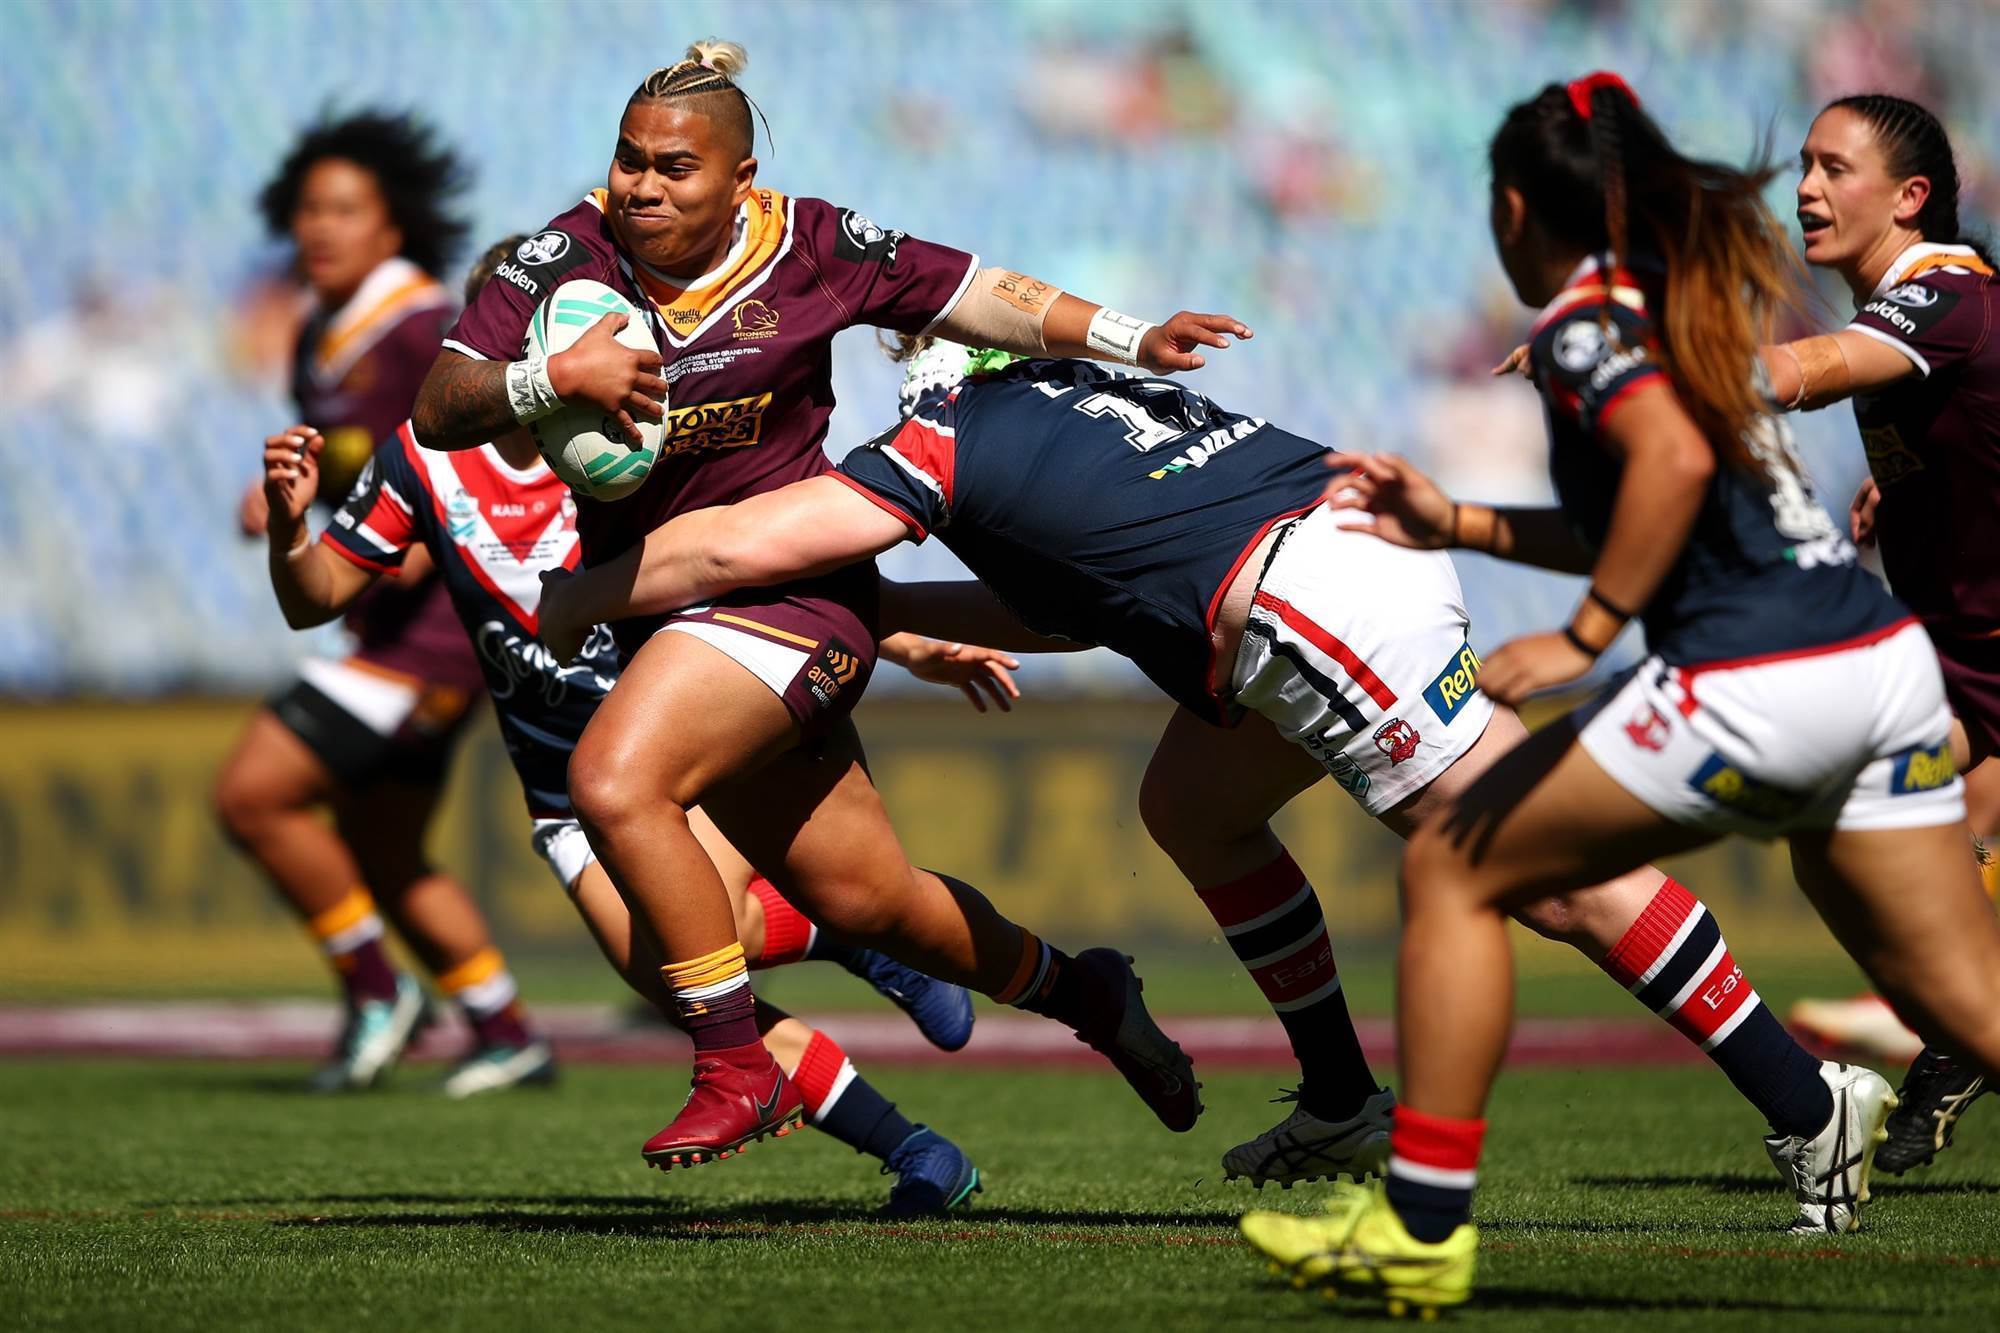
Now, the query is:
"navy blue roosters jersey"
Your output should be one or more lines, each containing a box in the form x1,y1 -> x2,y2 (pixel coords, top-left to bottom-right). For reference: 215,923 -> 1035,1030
323,424 -> 621,817
835,360 -> 1328,720
1529,258 -> 1906,665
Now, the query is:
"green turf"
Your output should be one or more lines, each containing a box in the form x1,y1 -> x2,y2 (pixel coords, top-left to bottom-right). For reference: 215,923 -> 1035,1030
3,1060 -> 1994,1330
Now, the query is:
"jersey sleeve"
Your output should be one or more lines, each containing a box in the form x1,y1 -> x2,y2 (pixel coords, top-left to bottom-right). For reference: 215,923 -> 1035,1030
797,197 -> 979,336
1531,302 -> 1667,431
348,305 -> 452,437
832,407 -> 957,541
324,431 -> 425,571
441,224 -> 598,361
1847,274 -> 1983,377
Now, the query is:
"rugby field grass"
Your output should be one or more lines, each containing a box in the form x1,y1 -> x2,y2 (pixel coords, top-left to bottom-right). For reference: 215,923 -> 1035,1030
3,1060 -> 1995,1329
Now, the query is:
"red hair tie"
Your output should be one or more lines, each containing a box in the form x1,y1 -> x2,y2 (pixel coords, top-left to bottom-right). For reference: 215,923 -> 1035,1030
1568,71 -> 1639,121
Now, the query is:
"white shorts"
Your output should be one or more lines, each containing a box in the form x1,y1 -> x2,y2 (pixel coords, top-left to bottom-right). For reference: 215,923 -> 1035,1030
531,818 -> 597,891
1576,619 -> 1963,836
1231,506 -> 1496,816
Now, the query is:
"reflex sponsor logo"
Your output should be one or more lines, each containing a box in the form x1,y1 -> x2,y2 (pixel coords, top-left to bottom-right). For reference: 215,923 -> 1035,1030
1421,642 -> 1482,723
1687,754 -> 1807,821
659,393 -> 772,457
1889,743 -> 1956,795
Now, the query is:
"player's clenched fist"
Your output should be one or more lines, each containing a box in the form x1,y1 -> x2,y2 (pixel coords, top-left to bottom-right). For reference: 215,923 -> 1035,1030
548,311 -> 670,442
262,425 -> 325,532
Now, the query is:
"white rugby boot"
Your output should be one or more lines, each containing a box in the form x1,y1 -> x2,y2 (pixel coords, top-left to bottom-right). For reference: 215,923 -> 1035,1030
1762,1060 -> 1897,1234
1223,1086 -> 1395,1188
307,974 -> 432,1092
441,1039 -> 558,1099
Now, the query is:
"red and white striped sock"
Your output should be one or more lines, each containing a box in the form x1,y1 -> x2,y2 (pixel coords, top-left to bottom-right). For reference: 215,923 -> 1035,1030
1385,1105 -> 1485,1243
1601,878 -> 1832,1139
790,1030 -> 914,1161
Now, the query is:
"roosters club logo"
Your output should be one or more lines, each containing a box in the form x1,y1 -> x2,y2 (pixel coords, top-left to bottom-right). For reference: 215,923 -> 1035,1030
1624,705 -> 1669,752
1373,718 -> 1420,765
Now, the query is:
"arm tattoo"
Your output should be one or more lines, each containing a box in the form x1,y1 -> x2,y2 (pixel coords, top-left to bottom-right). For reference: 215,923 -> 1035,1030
412,353 -> 518,450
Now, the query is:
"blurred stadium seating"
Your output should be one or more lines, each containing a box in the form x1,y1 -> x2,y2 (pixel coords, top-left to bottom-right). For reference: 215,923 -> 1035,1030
1,0 -> 1994,695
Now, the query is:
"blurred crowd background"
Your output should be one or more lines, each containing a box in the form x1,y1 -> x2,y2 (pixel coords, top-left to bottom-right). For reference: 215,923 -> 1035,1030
5,0 -> 1995,697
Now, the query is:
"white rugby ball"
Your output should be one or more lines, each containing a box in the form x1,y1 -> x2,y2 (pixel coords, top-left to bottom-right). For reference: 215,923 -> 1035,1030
523,278 -> 666,501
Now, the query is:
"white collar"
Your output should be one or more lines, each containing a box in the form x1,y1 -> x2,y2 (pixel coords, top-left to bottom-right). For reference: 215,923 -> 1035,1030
1874,241 -> 1983,296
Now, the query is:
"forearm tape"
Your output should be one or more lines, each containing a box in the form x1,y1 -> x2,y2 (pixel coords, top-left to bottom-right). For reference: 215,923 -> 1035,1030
935,268 -> 1061,356
1788,335 -> 1852,407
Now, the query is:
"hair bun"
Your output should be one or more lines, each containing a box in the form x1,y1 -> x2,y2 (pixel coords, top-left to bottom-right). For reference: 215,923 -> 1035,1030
685,39 -> 748,78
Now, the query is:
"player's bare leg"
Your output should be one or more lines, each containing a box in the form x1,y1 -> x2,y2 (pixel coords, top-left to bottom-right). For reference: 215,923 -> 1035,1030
341,781 -> 547,1095
568,630 -> 805,1166
702,720 -> 1199,1131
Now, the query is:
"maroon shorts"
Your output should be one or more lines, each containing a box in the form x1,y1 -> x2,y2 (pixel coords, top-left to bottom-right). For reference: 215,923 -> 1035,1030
615,562 -> 881,738
1931,627 -> 2000,761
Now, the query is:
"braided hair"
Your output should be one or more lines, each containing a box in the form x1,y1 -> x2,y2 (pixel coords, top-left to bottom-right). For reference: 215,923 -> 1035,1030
1490,78 -> 1806,472
1825,93 -> 1993,264
629,40 -> 766,160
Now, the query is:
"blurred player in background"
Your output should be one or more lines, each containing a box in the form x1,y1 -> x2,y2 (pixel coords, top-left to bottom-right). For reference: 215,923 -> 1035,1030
413,41 -> 1243,1165
214,112 -> 538,1095
1240,76 -> 2000,1314
1763,94 -> 1999,1172
248,235 -> 1002,1210
537,339 -> 1873,1234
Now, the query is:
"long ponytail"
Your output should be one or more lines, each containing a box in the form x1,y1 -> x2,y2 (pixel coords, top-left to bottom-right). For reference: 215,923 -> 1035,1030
1492,78 -> 1808,471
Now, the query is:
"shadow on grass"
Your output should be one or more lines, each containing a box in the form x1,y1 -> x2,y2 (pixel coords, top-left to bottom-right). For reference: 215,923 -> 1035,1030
146,1192 -> 1237,1237
1571,1172 -> 2000,1197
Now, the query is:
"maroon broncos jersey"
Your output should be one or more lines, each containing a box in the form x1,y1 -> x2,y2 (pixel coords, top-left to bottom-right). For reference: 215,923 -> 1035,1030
292,256 -> 484,694
444,189 -> 978,566
1845,243 -> 2000,633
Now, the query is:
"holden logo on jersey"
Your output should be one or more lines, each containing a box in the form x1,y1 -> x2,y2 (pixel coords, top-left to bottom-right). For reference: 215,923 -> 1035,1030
1554,320 -> 1606,371
1624,705 -> 1669,752
731,299 -> 781,340
1373,718 -> 1420,765
660,393 -> 772,457
1883,281 -> 1937,308
517,231 -> 572,265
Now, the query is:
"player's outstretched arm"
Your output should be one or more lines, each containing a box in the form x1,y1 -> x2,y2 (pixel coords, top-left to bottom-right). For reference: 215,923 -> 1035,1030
934,267 -> 1251,375
1761,331 -> 1916,412
537,475 -> 912,662
1325,452 -> 1595,574
261,426 -> 380,628
879,633 -> 1021,713
878,578 -> 1090,654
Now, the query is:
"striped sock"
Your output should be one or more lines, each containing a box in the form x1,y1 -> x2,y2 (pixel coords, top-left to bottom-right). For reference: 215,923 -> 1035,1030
746,877 -> 818,969
1386,1105 -> 1485,1242
1195,851 -> 1377,1120
307,887 -> 399,1005
792,1029 -> 915,1161
660,942 -> 760,1052
437,947 -> 532,1050
993,929 -> 1085,1025
1602,878 -> 1832,1139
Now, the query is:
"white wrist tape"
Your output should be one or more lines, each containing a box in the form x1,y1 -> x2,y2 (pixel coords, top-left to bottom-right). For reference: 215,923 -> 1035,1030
506,352 -> 564,424
1085,307 -> 1155,366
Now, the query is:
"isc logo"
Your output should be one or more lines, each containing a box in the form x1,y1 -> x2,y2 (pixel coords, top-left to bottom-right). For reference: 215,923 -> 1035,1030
1422,643 -> 1483,723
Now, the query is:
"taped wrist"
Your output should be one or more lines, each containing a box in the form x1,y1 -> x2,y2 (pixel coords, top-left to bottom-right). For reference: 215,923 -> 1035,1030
506,353 -> 564,424
1086,307 -> 1155,366
1788,335 -> 1852,407
935,268 -> 1060,356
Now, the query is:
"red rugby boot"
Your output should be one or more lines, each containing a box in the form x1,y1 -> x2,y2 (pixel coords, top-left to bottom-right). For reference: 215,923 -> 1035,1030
1067,948 -> 1203,1132
642,1046 -> 803,1170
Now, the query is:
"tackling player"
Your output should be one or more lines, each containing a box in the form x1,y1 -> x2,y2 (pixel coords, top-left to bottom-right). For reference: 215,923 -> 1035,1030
215,110 -> 541,1095
536,327 -> 1881,1238
253,236 -> 999,1212
411,41 -> 1232,1162
1240,76 -> 2000,1313
1759,94 -> 1999,1174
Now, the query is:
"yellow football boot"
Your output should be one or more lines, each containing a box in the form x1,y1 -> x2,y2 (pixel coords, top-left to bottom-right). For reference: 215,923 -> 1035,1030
1239,1183 -> 1370,1287
1244,1183 -> 1476,1317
